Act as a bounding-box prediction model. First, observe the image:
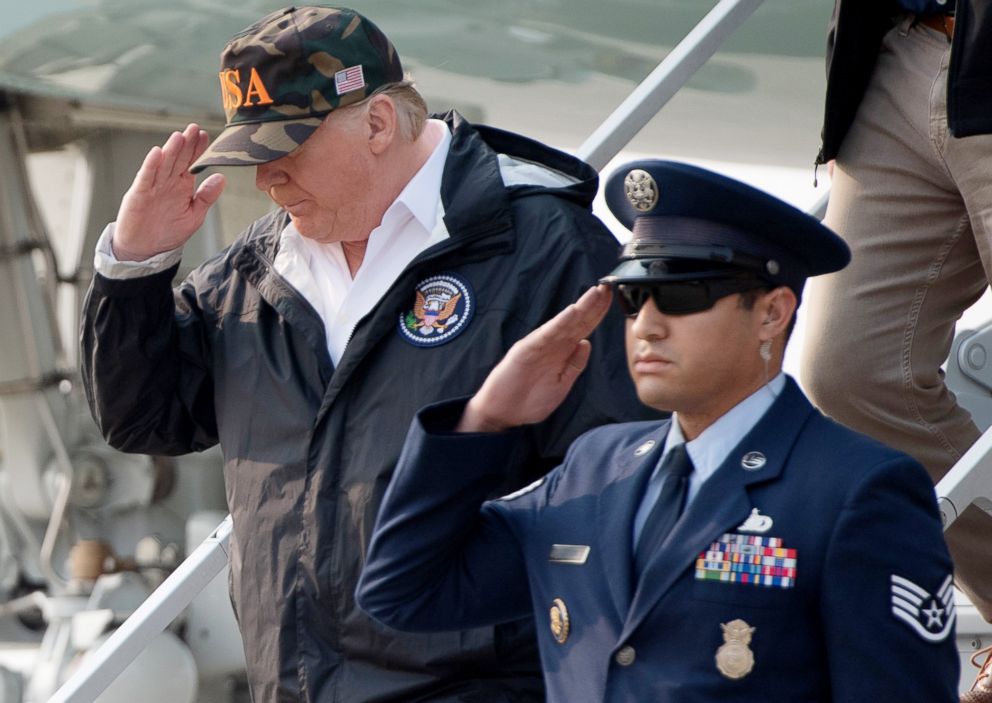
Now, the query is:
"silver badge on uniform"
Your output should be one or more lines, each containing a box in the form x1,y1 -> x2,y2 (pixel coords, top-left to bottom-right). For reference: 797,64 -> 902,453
736,508 -> 773,534
740,451 -> 767,470
549,544 -> 591,565
634,439 -> 655,456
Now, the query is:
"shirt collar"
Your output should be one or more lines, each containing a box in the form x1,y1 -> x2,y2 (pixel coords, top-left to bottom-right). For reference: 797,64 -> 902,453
276,119 -> 451,257
662,372 -> 787,485
387,119 -> 451,234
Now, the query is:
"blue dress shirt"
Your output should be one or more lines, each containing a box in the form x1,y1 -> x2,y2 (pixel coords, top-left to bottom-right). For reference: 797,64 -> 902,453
632,373 -> 787,546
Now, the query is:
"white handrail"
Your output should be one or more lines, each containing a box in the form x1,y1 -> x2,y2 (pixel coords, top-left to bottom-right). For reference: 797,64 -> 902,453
936,430 -> 992,531
48,515 -> 233,703
577,0 -> 765,171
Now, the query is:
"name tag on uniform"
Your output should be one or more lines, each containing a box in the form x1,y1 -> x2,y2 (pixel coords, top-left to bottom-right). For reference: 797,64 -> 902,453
549,544 -> 591,565
695,533 -> 797,588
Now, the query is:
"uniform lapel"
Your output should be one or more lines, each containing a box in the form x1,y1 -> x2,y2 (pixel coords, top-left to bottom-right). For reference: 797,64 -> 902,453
619,379 -> 814,642
596,422 -> 669,621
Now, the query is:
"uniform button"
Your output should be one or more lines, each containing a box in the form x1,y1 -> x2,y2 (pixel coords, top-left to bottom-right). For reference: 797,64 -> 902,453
615,645 -> 636,666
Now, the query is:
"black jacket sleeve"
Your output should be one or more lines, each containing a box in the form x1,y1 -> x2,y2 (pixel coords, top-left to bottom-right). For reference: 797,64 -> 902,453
80,264 -> 218,455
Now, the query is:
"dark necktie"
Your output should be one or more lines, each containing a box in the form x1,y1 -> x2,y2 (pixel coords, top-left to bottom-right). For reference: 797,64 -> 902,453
633,443 -> 694,579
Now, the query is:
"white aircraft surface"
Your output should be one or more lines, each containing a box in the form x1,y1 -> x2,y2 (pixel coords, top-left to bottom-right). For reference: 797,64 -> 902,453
1,1 -> 991,700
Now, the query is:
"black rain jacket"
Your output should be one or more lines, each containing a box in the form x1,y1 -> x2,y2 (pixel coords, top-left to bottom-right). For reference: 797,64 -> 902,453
818,0 -> 992,164
81,111 -> 651,702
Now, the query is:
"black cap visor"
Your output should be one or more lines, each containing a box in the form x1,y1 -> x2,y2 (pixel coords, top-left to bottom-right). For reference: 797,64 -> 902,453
600,255 -> 771,286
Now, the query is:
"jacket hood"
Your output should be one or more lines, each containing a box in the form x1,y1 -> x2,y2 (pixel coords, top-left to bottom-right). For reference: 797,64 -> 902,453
436,110 -> 600,208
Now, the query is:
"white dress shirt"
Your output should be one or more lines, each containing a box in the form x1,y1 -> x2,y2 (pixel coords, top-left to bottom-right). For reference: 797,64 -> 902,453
632,372 -> 787,545
272,120 -> 451,364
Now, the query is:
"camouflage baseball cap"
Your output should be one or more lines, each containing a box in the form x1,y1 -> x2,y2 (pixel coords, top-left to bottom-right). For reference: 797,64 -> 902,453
190,5 -> 403,173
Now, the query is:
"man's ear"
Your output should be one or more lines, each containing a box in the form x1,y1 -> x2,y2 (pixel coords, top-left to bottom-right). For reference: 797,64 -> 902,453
757,286 -> 797,341
366,95 -> 397,154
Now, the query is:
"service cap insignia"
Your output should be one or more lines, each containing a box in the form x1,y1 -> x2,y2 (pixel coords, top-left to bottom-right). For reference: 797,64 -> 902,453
624,169 -> 659,213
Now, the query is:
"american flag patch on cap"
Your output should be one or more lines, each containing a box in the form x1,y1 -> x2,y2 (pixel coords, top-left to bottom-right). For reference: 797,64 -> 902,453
890,573 -> 955,642
335,65 -> 366,95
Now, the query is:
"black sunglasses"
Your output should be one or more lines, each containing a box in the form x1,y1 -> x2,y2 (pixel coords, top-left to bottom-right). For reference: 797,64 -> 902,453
613,277 -> 768,317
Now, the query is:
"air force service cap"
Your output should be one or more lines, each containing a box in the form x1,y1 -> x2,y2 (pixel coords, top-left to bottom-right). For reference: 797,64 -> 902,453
601,160 -> 850,298
191,6 -> 403,174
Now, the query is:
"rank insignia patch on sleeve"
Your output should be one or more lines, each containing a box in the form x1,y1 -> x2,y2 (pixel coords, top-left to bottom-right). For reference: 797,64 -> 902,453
890,574 -> 955,642
398,273 -> 474,347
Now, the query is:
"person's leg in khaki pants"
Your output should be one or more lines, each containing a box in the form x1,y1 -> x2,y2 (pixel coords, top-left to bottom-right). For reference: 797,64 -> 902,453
802,19 -> 992,619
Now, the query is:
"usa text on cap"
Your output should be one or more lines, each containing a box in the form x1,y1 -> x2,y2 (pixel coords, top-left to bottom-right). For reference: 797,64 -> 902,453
191,5 -> 403,173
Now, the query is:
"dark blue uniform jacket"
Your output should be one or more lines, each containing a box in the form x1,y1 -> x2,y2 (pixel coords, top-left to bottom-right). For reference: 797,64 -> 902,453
358,377 -> 959,702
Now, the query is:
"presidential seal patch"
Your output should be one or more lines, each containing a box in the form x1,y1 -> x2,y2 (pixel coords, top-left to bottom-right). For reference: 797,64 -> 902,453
399,273 -> 474,347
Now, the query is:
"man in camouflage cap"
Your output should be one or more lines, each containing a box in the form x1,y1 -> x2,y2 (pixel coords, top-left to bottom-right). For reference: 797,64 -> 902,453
81,5 -> 649,701
191,5 -> 404,171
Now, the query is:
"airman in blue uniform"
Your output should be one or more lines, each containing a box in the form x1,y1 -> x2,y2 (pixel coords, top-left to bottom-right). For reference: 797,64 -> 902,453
357,161 -> 959,702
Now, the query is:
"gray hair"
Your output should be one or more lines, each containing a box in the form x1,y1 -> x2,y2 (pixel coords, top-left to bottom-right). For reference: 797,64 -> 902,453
335,80 -> 428,141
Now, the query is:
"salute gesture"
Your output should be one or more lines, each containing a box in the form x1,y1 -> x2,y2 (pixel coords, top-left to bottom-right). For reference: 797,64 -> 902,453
112,123 -> 227,261
457,285 -> 613,433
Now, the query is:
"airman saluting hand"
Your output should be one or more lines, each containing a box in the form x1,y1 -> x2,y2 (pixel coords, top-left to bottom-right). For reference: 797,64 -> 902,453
458,284 -> 612,433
